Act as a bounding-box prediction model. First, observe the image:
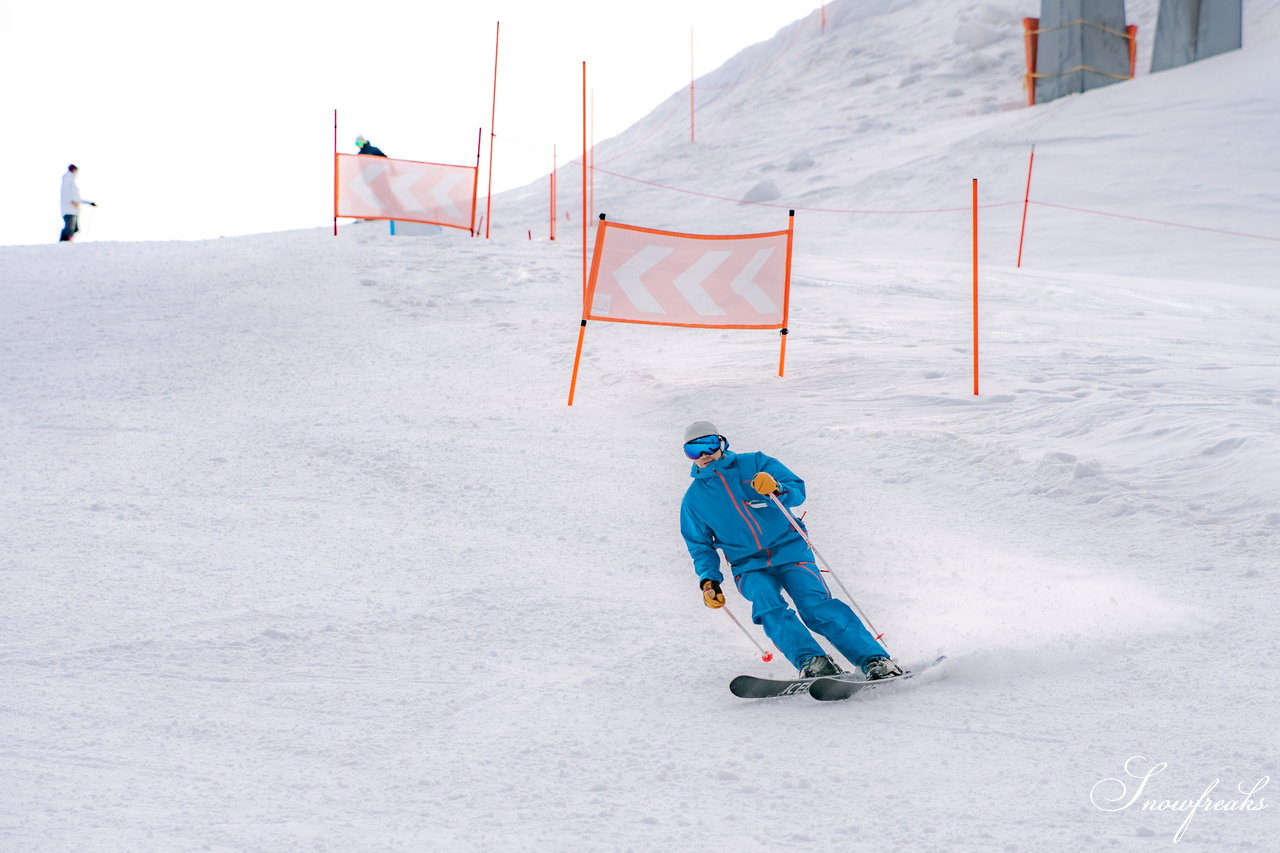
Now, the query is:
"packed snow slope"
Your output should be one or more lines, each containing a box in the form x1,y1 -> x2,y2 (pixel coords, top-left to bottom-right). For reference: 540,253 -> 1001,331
3,1 -> 1278,851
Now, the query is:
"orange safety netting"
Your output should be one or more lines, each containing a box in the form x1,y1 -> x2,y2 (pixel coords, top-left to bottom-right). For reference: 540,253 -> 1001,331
335,154 -> 478,232
583,220 -> 792,330
568,215 -> 795,405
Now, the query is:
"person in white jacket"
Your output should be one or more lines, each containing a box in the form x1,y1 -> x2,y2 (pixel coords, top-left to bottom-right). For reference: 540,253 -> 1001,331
59,164 -> 95,242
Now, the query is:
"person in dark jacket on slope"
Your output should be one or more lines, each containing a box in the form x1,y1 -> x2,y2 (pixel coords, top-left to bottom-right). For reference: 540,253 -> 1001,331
355,135 -> 387,157
678,420 -> 900,679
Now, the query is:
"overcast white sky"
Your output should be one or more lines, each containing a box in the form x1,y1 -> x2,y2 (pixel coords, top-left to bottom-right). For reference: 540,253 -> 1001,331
2,0 -> 821,245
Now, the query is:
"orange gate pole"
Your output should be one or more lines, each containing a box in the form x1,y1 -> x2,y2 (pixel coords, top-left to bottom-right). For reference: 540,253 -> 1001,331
485,21 -> 500,239
332,109 -> 339,236
779,210 -> 795,377
567,321 -> 588,407
582,61 -> 588,299
469,128 -> 481,236
1016,144 -> 1035,267
568,214 -> 609,407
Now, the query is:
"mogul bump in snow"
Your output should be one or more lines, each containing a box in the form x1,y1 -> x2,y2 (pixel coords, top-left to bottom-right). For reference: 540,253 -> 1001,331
679,420 -> 901,680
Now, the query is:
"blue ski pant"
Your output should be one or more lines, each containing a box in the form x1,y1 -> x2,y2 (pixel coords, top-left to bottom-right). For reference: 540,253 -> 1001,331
734,561 -> 887,671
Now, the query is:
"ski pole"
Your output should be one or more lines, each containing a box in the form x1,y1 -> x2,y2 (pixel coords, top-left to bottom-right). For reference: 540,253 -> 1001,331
722,603 -> 773,662
766,492 -> 887,646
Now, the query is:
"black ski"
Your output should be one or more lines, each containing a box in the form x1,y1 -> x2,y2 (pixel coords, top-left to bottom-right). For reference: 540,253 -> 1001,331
809,655 -> 947,701
729,656 -> 947,701
729,673 -> 823,699
808,672 -> 907,701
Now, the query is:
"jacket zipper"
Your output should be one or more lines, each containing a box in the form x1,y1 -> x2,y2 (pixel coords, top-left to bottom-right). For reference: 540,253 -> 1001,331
715,470 -> 773,566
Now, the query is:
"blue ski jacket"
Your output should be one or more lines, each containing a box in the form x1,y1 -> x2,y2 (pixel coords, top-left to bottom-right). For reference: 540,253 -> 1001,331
680,450 -> 813,585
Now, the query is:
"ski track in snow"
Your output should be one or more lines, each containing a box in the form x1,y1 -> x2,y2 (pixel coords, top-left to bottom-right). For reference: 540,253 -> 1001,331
4,0 -> 1280,850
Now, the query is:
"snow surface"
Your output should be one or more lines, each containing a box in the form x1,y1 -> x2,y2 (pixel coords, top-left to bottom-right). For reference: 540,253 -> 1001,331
3,1 -> 1279,850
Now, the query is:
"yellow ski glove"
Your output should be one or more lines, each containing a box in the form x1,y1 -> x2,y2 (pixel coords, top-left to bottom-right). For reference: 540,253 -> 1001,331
751,471 -> 779,495
701,579 -> 725,609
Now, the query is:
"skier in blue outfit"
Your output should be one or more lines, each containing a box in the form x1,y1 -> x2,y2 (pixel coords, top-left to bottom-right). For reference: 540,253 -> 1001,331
679,420 -> 901,679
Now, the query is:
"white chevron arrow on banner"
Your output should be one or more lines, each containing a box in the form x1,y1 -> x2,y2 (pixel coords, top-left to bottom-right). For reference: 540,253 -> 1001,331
612,245 -> 671,314
730,248 -> 779,315
428,173 -> 466,218
348,162 -> 388,211
390,172 -> 427,212
674,250 -> 731,316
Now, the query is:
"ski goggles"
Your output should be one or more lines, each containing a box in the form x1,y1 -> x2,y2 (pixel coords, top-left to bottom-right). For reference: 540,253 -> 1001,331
683,435 -> 721,459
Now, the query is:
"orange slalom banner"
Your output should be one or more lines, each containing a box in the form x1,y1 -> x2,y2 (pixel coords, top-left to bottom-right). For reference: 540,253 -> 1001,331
568,213 -> 795,406
584,218 -> 792,328
335,154 -> 478,233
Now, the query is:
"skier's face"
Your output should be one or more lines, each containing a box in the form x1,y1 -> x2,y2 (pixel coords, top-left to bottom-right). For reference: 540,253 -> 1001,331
692,448 -> 723,469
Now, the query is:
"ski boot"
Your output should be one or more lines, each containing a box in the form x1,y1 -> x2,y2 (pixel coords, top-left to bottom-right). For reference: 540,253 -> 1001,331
863,656 -> 904,680
798,655 -> 843,678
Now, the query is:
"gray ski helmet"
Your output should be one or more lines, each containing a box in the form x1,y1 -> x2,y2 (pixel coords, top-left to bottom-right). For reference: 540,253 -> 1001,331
683,420 -> 722,444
